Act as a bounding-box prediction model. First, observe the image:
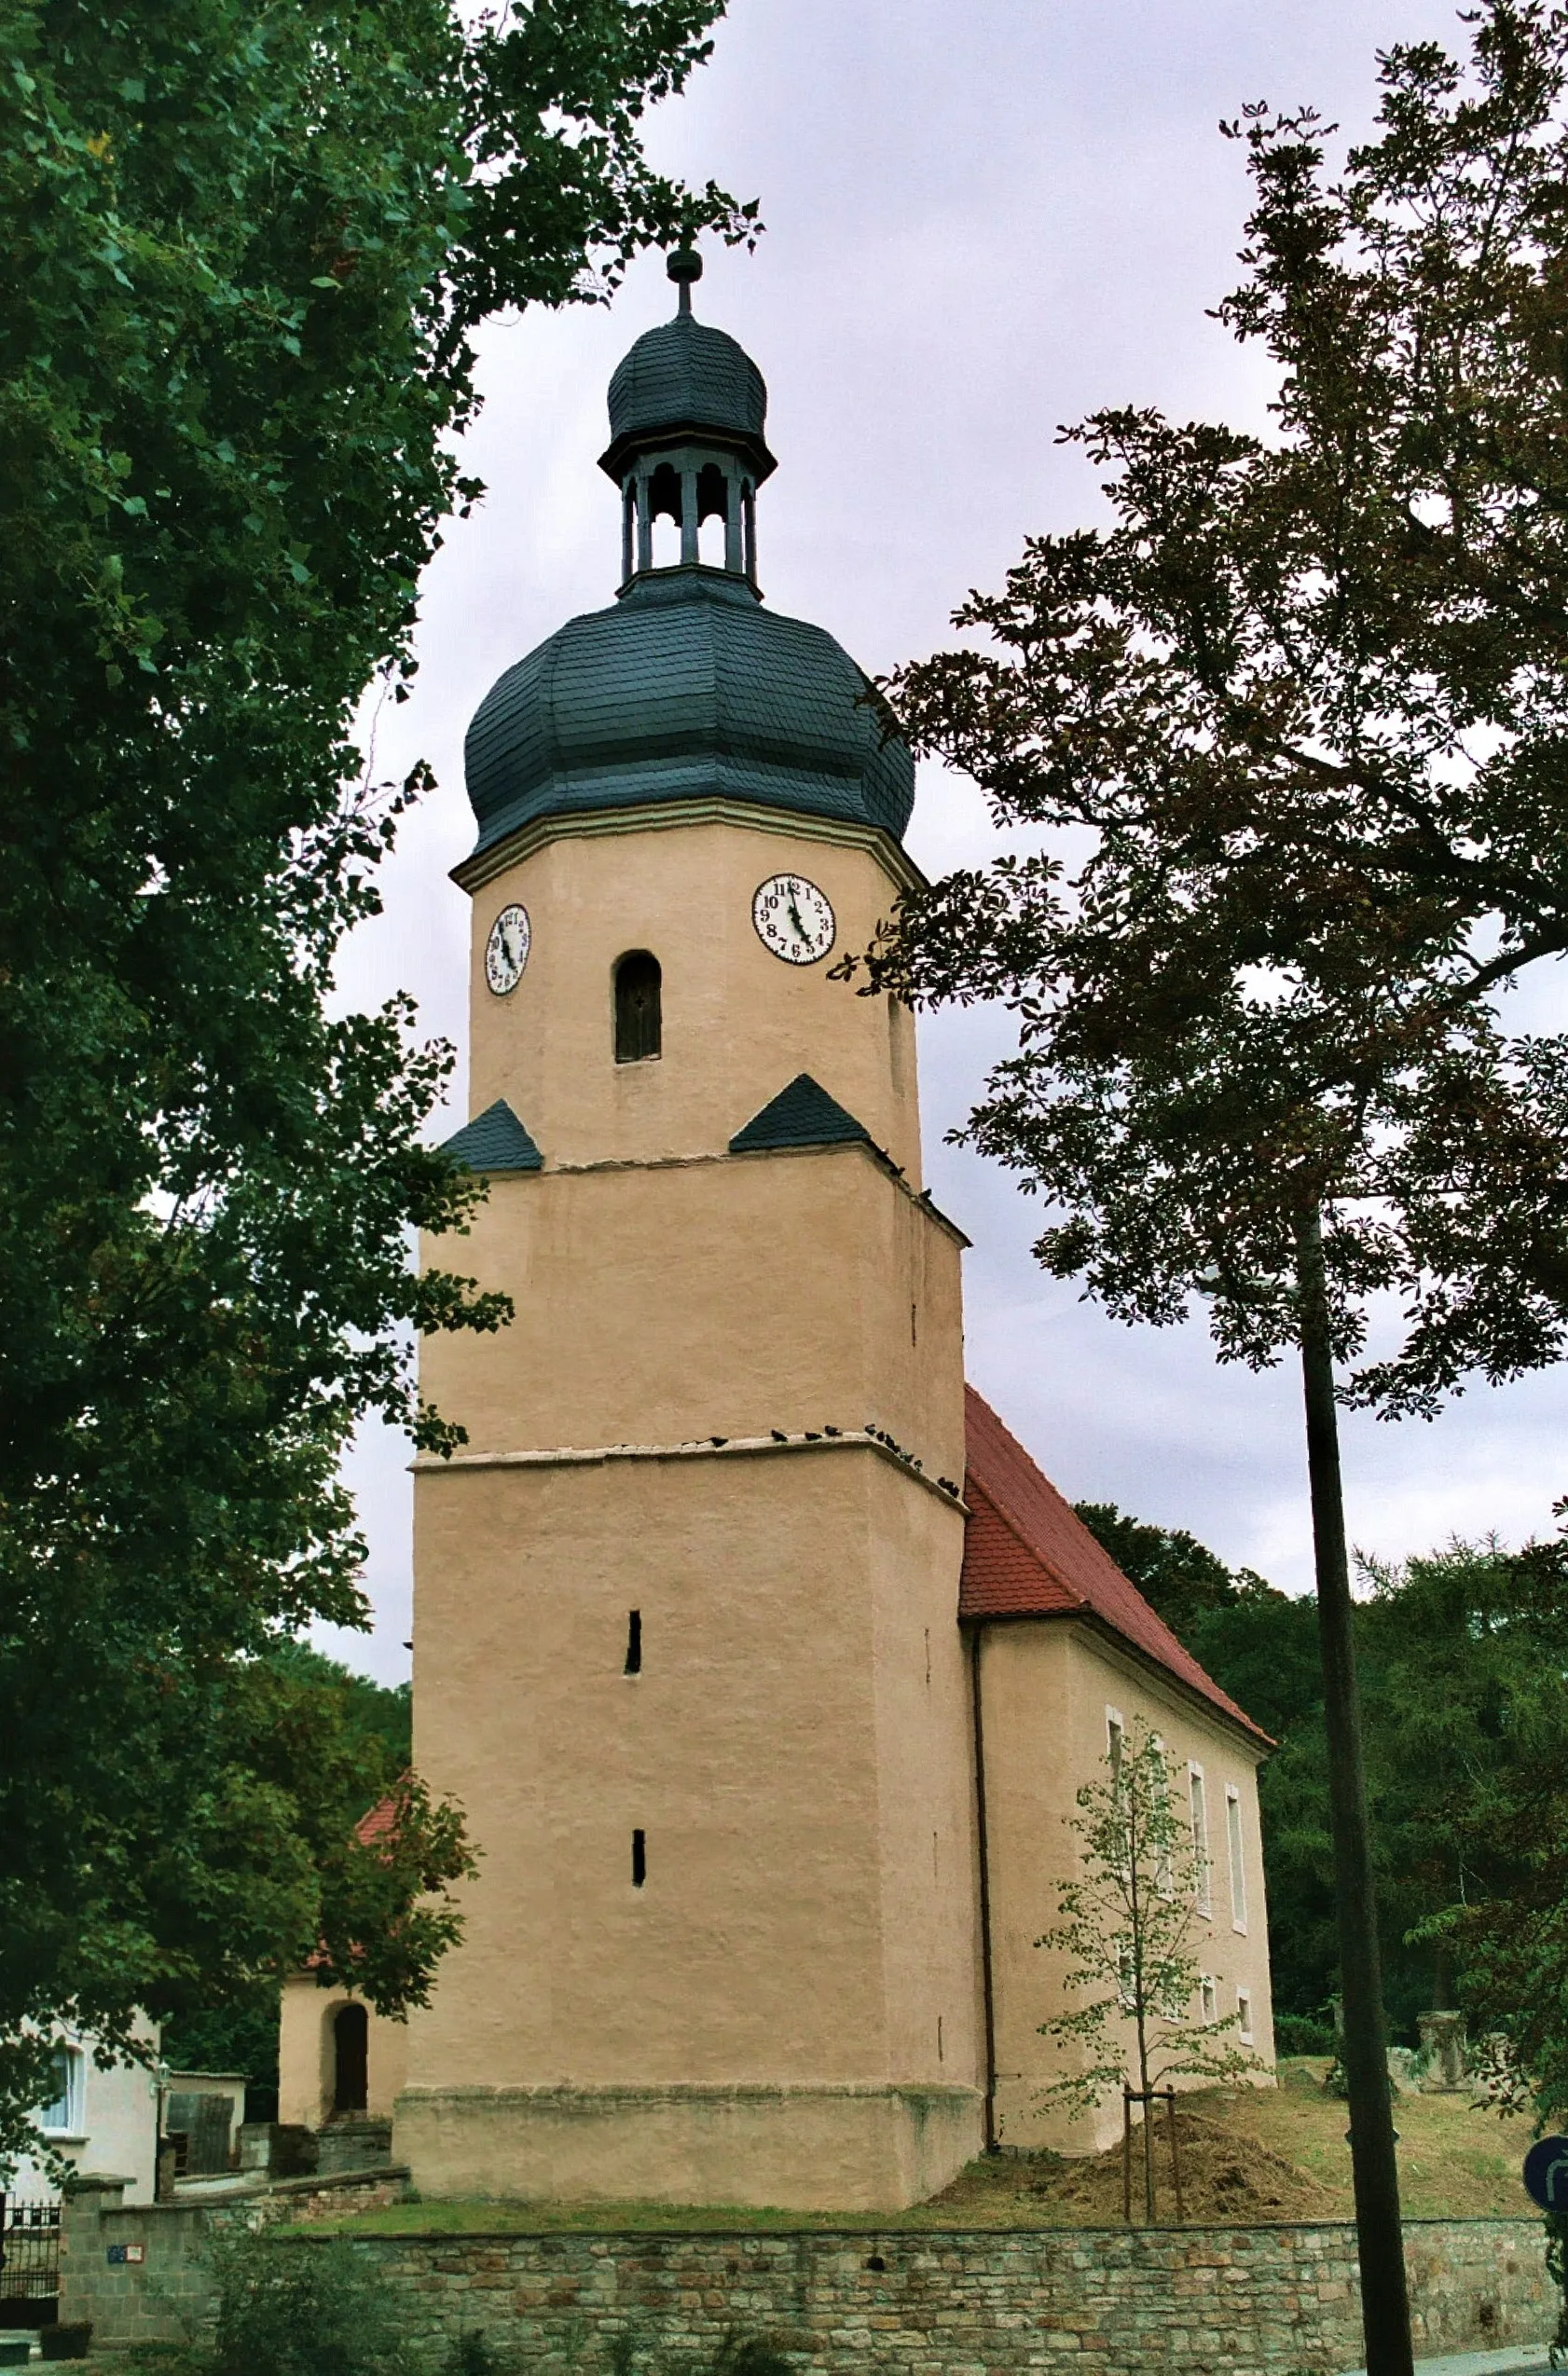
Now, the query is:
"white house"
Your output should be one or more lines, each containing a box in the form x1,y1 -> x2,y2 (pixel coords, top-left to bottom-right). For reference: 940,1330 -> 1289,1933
7,2024 -> 160,2204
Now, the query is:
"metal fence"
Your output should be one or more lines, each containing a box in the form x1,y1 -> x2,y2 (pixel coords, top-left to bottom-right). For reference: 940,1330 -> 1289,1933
0,2197 -> 62,2307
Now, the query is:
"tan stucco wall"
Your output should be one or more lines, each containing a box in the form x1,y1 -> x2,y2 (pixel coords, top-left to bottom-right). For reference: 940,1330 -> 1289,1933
976,1621 -> 1274,2155
417,1144 -> 964,1474
462,817 -> 923,1183
400,1440 -> 982,2206
278,1977 -> 407,2130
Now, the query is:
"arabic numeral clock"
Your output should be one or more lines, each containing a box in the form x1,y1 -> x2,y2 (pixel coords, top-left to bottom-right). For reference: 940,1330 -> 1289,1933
485,902 -> 531,996
752,873 -> 835,966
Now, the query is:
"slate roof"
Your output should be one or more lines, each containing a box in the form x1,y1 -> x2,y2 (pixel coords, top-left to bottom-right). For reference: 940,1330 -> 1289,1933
464,569 -> 915,857
438,1099 -> 543,1174
602,312 -> 774,480
960,1385 -> 1271,1746
730,1074 -> 873,1154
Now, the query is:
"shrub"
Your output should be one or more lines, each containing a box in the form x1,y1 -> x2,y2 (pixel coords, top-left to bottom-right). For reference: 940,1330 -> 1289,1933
1274,2012 -> 1337,2057
172,2229 -> 415,2376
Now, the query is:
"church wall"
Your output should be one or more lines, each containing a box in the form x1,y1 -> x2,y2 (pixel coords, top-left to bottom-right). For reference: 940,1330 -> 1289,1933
416,1145 -> 965,1479
278,1978 -> 406,2130
398,1444 -> 980,2206
977,1620 -> 1274,2156
466,819 -> 923,1181
863,1453 -> 984,2116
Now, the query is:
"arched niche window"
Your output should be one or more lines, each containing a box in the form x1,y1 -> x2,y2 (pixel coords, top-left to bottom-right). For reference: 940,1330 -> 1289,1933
332,2001 -> 368,2116
614,951 -> 662,1064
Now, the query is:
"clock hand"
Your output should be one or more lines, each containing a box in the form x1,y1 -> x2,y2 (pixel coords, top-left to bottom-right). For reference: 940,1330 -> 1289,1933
787,898 -> 807,941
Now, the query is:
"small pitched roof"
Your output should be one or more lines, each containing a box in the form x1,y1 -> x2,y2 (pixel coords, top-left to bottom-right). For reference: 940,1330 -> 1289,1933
730,1073 -> 873,1155
354,1794 -> 399,1848
439,1098 -> 543,1174
960,1386 -> 1270,1747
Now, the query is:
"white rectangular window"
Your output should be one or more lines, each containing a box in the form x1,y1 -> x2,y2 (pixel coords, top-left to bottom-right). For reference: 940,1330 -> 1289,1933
1106,1707 -> 1125,1775
1189,1765 -> 1211,1915
1152,1735 -> 1173,1897
39,2045 -> 84,2136
1227,1785 -> 1247,1932
1236,1986 -> 1254,2045
1200,1974 -> 1217,2025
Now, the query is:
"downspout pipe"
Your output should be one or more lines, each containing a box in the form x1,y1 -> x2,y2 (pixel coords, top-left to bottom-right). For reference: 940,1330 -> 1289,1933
968,1620 -> 998,2152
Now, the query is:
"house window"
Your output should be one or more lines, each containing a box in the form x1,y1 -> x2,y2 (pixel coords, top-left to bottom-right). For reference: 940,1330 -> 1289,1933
332,2003 -> 369,2115
1190,1765 -> 1211,1915
1236,1986 -> 1254,2045
38,2046 -> 84,2136
1227,1785 -> 1248,1932
632,1828 -> 647,1888
625,1610 -> 642,1676
1200,1975 -> 1217,2026
1106,1707 -> 1125,1782
1151,1734 -> 1173,1897
614,952 -> 662,1063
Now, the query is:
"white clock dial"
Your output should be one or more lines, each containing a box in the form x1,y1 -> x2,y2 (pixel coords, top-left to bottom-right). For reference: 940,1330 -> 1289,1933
485,902 -> 531,996
752,873 -> 835,966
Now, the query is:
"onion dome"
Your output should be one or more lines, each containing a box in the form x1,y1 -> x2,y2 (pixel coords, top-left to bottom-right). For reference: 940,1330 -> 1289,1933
463,250 -> 914,861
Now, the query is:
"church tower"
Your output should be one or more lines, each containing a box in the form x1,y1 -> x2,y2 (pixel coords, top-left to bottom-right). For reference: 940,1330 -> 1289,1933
397,254 -> 984,2212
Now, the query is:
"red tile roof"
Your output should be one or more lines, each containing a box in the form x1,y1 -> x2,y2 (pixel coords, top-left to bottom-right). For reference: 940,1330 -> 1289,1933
959,1385 -> 1271,1747
355,1792 -> 399,1848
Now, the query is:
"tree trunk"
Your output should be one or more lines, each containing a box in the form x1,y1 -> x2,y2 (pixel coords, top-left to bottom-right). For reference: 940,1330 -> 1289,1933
1295,1204 -> 1413,2376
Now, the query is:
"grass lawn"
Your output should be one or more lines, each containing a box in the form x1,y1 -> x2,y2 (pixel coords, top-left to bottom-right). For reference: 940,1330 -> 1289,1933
293,2062 -> 1538,2236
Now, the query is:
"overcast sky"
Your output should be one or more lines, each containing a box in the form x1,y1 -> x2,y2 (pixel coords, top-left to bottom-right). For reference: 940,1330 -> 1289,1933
323,0 -> 1567,1683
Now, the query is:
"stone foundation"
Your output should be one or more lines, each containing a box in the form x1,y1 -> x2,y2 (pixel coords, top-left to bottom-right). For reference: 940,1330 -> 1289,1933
395,2081 -> 983,2212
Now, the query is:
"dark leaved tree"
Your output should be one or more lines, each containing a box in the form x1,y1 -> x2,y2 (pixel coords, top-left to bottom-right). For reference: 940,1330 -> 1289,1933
0,0 -> 752,2163
848,8 -> 1568,2366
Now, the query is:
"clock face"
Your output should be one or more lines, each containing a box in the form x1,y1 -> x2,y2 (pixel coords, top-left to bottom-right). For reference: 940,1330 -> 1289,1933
752,873 -> 835,966
485,903 -> 531,996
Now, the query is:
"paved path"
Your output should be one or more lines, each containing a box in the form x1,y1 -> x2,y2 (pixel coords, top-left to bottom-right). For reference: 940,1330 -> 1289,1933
1341,2348 -> 1555,2376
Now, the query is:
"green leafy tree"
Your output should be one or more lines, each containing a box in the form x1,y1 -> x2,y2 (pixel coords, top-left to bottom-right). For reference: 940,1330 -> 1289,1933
1390,1527 -> 1568,2122
0,0 -> 752,2166
1036,1720 -> 1259,2222
158,1646 -> 421,2095
846,7 -> 1568,2362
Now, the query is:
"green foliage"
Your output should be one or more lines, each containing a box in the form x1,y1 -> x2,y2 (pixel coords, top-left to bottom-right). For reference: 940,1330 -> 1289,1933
444,2336 -> 502,2376
158,1647 -> 419,2090
1272,2013 -> 1336,2056
1035,1720 -> 1261,2113
0,0 -> 752,2165
1079,1508 -> 1568,2053
853,0 -> 1568,1409
177,2228 -> 414,2376
843,0 -> 1568,2145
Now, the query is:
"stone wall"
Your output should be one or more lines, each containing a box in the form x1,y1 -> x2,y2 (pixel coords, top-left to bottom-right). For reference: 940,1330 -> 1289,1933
57,2166 -> 407,2350
59,2181 -> 1555,2373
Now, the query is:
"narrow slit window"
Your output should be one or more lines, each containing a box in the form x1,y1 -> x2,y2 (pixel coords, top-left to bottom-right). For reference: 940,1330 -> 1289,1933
631,1828 -> 647,1888
614,951 -> 662,1063
1236,1986 -> 1254,2045
1226,1785 -> 1247,1931
1200,1974 -> 1217,2026
625,1610 -> 641,1676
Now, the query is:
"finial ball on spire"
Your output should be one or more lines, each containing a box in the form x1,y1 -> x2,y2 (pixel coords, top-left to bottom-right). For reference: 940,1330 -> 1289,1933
667,246 -> 702,313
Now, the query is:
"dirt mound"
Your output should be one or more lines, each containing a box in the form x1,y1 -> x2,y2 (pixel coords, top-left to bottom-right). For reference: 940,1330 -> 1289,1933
931,2108 -> 1340,2229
